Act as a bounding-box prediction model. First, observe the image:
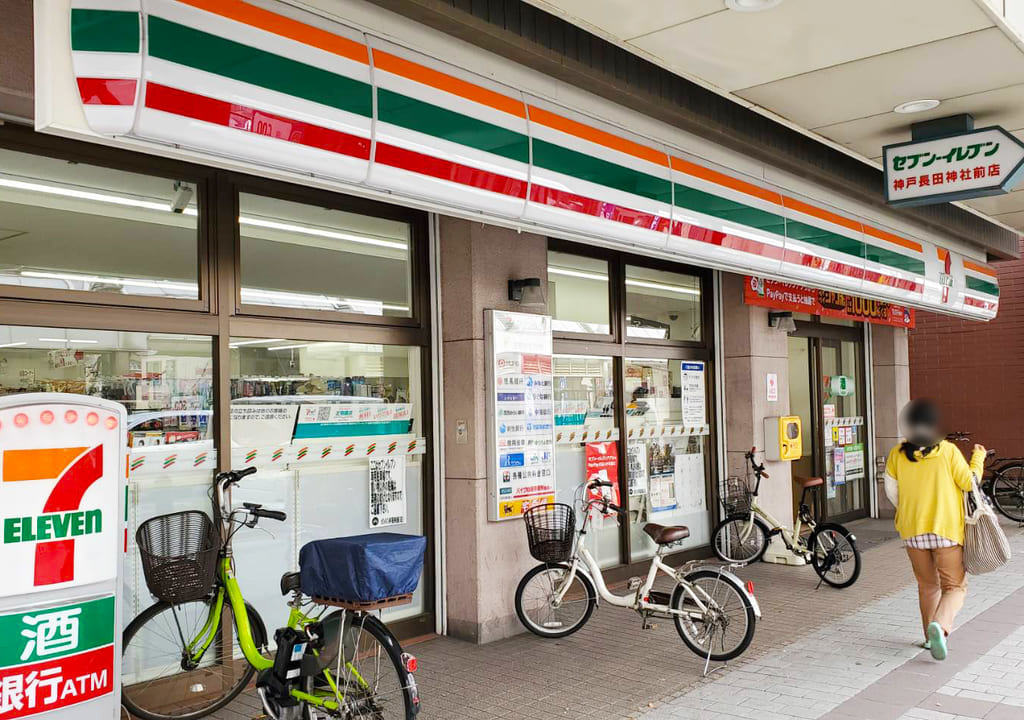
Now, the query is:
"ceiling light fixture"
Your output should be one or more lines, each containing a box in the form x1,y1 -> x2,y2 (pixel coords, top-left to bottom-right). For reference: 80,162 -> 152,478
0,342 -> 26,348
268,343 -> 313,352
724,0 -> 783,12
38,337 -> 99,344
22,270 -> 198,294
228,338 -> 286,348
547,267 -> 609,282
625,278 -> 701,296
894,99 -> 941,114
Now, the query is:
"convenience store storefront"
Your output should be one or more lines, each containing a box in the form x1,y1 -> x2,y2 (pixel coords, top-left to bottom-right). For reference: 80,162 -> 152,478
0,0 -> 1003,645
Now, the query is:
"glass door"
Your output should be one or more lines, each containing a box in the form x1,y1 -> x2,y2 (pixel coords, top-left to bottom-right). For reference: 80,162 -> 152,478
789,324 -> 869,522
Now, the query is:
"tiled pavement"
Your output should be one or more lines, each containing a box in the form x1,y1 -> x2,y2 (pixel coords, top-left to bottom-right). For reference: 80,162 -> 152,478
206,518 -> 1024,720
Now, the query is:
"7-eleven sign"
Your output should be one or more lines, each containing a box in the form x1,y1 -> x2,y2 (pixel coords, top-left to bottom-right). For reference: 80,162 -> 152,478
0,398 -> 125,598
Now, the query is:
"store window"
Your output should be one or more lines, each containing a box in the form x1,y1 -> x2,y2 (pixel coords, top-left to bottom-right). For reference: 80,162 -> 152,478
238,193 -> 413,318
624,357 -> 710,561
229,339 -> 425,622
553,355 -> 618,567
0,147 -> 200,300
0,325 -> 215,618
625,265 -> 702,342
547,251 -> 611,334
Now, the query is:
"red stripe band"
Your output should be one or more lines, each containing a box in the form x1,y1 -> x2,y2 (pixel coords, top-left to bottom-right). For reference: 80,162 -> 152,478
964,296 -> 997,310
375,143 -> 528,198
674,221 -> 785,260
530,185 -> 670,231
77,78 -> 137,106
144,83 -> 371,159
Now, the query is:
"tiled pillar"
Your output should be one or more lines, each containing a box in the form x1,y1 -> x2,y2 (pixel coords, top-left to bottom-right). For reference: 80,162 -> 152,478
439,216 -> 548,643
720,274 -> 795,558
871,325 -> 909,518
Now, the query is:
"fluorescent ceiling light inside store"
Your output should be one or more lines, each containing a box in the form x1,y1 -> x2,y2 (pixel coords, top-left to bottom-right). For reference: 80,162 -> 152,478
21,270 -> 198,294
549,266 -> 699,296
38,337 -> 99,344
0,175 -> 406,250
229,338 -> 286,348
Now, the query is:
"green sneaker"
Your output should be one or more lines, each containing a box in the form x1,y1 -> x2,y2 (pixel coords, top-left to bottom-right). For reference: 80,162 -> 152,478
927,622 -> 947,660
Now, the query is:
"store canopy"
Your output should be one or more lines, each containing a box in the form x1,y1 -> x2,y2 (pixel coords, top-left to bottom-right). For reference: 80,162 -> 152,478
42,1 -> 1000,320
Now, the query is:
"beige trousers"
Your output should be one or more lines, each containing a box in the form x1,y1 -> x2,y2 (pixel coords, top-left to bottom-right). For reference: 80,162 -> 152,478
906,545 -> 968,638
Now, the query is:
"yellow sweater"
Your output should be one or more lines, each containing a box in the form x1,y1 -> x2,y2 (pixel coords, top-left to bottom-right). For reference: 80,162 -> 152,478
884,441 -> 984,545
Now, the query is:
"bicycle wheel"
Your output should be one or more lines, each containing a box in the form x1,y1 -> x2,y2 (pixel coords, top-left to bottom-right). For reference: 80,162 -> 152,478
990,465 -> 1024,522
313,611 -> 418,719
712,515 -> 769,564
809,523 -> 861,589
671,570 -> 756,661
515,563 -> 596,638
122,597 -> 266,720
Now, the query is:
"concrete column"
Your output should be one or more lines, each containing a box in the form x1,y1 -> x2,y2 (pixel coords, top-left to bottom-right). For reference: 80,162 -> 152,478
439,216 -> 548,643
871,325 -> 909,517
720,274 -> 795,551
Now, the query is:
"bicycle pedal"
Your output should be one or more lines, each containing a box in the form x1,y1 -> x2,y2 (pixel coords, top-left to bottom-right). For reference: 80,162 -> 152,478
642,620 -> 658,630
626,576 -> 643,591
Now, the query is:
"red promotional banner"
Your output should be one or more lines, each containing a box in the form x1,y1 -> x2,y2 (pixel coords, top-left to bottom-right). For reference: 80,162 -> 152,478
585,442 -> 620,514
744,277 -> 915,328
0,645 -> 114,718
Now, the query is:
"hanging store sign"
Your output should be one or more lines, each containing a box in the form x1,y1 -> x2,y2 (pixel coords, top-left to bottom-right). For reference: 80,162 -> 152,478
486,311 -> 556,521
884,127 -> 1024,206
744,277 -> 915,328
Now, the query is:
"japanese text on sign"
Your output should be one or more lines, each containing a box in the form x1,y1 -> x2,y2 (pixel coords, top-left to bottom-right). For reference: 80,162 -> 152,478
368,456 -> 406,528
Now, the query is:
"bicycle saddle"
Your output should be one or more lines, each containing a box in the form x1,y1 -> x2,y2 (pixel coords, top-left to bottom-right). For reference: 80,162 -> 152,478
280,570 -> 302,596
642,523 -> 690,545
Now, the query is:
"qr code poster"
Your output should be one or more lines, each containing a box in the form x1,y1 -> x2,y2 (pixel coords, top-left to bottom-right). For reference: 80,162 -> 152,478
369,456 -> 407,528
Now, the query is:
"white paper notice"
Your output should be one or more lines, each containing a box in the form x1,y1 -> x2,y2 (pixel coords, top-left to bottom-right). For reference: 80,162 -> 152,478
674,452 -> 706,512
627,439 -> 648,496
680,361 -> 706,425
230,404 -> 298,447
369,456 -> 407,527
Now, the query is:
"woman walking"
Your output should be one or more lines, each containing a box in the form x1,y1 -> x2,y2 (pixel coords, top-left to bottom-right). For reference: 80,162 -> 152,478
883,399 -> 985,661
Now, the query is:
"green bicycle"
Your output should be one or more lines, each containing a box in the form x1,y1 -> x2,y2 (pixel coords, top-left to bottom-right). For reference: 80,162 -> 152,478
121,467 -> 420,720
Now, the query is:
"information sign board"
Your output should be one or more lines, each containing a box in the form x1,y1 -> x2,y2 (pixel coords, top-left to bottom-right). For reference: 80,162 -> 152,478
0,394 -> 126,719
486,311 -> 556,521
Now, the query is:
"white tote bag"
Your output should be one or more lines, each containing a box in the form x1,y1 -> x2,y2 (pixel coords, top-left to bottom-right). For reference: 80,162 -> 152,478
963,476 -> 1011,575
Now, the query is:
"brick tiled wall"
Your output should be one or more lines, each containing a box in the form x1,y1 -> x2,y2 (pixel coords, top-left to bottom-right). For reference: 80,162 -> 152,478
909,239 -> 1024,457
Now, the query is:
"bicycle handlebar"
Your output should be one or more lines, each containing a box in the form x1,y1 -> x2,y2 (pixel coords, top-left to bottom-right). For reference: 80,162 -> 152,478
252,507 -> 287,522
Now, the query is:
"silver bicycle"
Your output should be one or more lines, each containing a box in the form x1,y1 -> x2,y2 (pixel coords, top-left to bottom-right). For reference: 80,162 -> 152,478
514,482 -> 761,668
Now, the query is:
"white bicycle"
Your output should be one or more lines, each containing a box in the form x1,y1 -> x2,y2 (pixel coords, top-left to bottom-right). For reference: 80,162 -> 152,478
514,482 -> 761,664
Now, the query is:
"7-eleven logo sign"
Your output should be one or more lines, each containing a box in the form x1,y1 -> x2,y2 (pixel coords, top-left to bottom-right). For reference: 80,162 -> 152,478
1,444 -> 116,598
2,446 -> 105,587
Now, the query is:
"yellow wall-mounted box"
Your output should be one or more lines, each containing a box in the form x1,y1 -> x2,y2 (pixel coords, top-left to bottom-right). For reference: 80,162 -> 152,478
764,415 -> 802,461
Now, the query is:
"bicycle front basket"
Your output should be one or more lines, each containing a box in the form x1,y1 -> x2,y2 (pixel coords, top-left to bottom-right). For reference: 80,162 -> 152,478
136,510 -> 220,604
523,503 -> 575,563
721,476 -> 754,516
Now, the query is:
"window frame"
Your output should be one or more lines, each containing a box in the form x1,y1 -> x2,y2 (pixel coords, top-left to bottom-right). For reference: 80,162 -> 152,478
0,124 -> 215,312
228,174 -> 430,330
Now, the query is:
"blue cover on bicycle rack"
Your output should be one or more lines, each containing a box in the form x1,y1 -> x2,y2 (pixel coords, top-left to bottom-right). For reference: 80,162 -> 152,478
298,533 -> 426,602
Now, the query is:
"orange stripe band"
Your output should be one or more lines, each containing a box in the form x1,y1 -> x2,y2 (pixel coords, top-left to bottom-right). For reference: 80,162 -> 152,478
783,196 -> 864,236
175,0 -> 369,65
373,50 -> 525,119
963,259 -> 997,277
528,105 -> 668,167
936,247 -> 949,261
863,225 -> 923,254
670,156 -> 782,205
4,448 -> 88,483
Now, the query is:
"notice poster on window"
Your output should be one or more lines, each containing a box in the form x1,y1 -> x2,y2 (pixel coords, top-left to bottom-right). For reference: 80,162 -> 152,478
585,442 -> 620,512
833,447 -> 846,487
369,456 -> 407,527
230,404 -> 299,447
680,361 -> 706,425
487,311 -> 556,521
626,440 -> 648,496
844,443 -> 865,481
650,472 -> 677,514
674,446 -> 706,513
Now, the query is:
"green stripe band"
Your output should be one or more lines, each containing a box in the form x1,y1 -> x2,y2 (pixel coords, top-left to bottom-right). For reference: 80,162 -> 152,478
71,9 -> 139,53
0,595 -> 114,668
966,276 -> 1000,296
674,184 -> 785,236
378,89 -> 528,164
533,139 -> 673,204
147,16 -> 372,118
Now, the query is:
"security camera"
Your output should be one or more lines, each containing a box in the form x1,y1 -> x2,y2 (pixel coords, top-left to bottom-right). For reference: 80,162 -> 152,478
170,181 -> 194,213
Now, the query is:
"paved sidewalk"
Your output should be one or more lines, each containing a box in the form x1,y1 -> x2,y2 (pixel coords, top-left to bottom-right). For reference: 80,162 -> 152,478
206,518 -> 1024,720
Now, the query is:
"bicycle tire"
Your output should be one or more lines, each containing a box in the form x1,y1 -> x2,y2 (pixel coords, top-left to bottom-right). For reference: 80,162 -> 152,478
809,523 -> 861,589
515,563 -> 596,638
311,611 -> 418,719
711,515 -> 770,564
990,464 -> 1024,522
671,570 -> 756,662
121,598 -> 266,720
